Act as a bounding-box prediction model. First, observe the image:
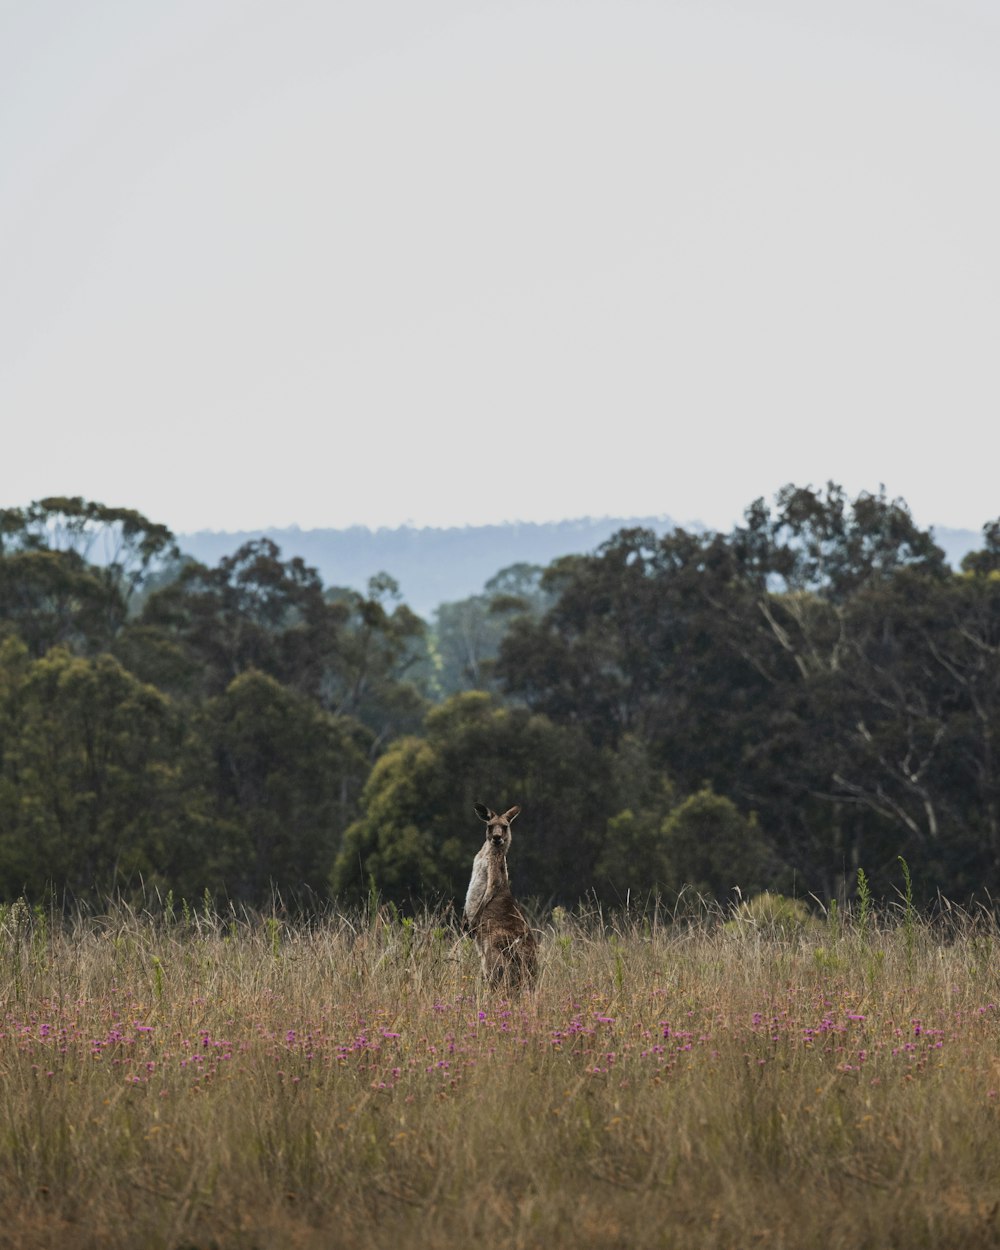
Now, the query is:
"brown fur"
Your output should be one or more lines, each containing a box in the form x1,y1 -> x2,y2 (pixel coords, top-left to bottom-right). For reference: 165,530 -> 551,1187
464,804 -> 538,990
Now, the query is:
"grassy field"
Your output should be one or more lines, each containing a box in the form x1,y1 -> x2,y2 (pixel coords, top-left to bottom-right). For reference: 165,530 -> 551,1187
1,894 -> 999,1250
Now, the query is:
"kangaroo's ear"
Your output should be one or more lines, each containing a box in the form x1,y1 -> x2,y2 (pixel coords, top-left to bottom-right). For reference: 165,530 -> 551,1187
502,805 -> 521,823
474,804 -> 493,822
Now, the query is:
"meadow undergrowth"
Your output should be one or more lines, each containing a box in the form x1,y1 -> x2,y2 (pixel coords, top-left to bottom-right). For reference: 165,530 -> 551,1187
1,896 -> 998,1249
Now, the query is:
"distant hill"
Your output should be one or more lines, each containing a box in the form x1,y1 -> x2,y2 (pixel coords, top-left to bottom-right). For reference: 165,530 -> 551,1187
176,517 -> 986,620
177,516 -> 681,618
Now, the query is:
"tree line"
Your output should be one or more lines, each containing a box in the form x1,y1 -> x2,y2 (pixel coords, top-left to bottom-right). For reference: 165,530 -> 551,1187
1,488 -> 998,911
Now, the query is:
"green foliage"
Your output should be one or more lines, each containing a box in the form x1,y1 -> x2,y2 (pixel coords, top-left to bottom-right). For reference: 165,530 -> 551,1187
333,691 -> 616,906
959,519 -> 1000,576
320,573 -> 430,741
660,788 -> 778,902
728,891 -> 815,936
0,639 -> 371,905
496,488 -> 1000,905
593,804 -> 671,900
135,538 -> 334,697
897,855 -> 917,973
0,498 -> 178,657
136,543 -> 429,745
0,549 -> 116,656
857,867 -> 872,932
428,563 -> 550,698
151,954 -> 164,1001
333,737 -> 450,905
195,670 -> 371,900
0,642 -> 184,899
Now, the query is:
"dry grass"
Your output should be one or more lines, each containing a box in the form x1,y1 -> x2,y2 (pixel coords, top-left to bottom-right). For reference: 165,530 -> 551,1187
1,896 -> 999,1249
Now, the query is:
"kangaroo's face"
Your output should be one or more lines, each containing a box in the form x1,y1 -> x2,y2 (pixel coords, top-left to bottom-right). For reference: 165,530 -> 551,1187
474,803 -> 521,853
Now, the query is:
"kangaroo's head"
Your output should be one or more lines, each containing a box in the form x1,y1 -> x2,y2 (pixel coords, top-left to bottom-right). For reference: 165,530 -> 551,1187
474,803 -> 521,853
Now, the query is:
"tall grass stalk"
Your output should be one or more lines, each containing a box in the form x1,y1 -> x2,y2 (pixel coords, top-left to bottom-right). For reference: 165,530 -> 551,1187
857,866 -> 873,935
1,898 -> 999,1249
899,855 -> 918,974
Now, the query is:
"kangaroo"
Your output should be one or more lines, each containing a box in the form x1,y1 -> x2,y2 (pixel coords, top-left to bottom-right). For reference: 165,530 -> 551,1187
463,803 -> 538,989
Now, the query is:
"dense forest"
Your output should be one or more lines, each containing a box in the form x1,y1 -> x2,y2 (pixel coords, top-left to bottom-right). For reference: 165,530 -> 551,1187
1,487 -> 998,912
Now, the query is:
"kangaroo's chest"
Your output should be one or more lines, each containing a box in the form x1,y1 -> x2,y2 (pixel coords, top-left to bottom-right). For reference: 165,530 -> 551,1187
465,840 -> 512,921
464,843 -> 491,919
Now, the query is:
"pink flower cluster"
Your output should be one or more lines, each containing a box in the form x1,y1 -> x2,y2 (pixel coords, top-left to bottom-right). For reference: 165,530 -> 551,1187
3,992 -> 997,1098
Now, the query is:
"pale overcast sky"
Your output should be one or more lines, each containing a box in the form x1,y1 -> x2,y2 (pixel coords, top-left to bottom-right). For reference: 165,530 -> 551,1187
2,0 -> 998,536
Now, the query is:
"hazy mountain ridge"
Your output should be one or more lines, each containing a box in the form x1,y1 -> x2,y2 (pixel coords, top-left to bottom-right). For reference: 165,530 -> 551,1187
177,517 -> 985,619
932,526 -> 988,570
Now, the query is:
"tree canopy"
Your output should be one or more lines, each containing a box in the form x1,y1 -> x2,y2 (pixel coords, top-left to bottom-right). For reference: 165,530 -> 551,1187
1,487 -> 999,911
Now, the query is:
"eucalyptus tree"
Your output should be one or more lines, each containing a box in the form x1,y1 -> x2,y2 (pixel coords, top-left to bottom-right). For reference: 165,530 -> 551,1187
0,497 -> 178,656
